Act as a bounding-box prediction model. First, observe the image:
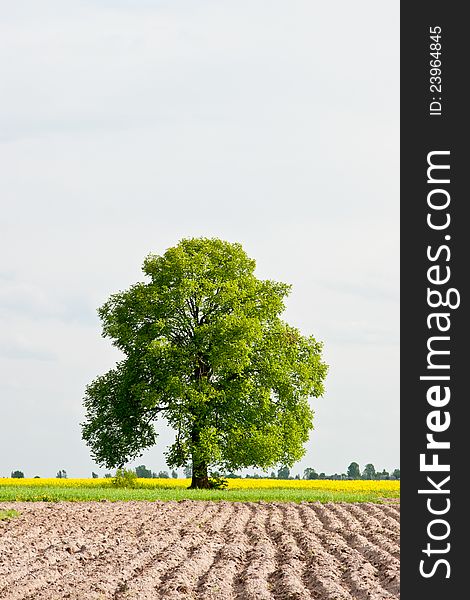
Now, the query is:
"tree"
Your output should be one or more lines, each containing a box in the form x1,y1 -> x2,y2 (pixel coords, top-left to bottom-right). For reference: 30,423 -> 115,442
277,466 -> 290,480
91,472 -> 99,478
113,468 -> 137,488
82,238 -> 328,489
184,465 -> 192,478
303,467 -> 318,480
135,465 -> 153,478
392,468 -> 400,480
347,462 -> 361,479
171,470 -> 178,479
157,470 -> 170,478
56,469 -> 67,479
11,470 -> 24,478
362,463 -> 376,480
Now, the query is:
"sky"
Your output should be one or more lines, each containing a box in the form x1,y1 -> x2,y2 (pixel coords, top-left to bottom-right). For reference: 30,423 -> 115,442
0,1 -> 399,478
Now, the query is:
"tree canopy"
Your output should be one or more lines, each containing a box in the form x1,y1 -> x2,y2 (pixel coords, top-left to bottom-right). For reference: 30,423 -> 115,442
303,467 -> 319,480
362,463 -> 376,480
347,462 -> 361,479
82,238 -> 328,488
135,465 -> 153,478
277,466 -> 291,480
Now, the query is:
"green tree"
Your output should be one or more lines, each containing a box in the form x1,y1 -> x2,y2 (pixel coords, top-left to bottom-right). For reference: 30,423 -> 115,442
135,465 -> 153,478
184,465 -> 192,478
82,238 -> 327,488
362,463 -> 376,480
113,468 -> 137,488
56,469 -> 67,479
392,468 -> 400,480
91,472 -> 99,478
11,470 -> 24,478
277,465 -> 290,480
303,467 -> 318,480
347,462 -> 361,479
157,470 -> 170,478
171,470 -> 178,479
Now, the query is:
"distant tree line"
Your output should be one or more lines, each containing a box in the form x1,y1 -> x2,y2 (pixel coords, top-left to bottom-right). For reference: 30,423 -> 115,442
214,463 -> 400,480
303,462 -> 400,481
6,462 -> 399,481
175,462 -> 400,481
134,465 -> 178,479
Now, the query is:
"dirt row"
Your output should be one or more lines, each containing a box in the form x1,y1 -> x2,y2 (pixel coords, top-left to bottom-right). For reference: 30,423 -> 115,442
0,501 -> 399,599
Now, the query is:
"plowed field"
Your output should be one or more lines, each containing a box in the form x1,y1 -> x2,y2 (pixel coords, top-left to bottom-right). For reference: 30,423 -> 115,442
0,501 -> 399,599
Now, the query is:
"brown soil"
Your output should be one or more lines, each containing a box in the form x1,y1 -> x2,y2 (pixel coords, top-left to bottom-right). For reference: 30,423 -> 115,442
0,501 -> 399,599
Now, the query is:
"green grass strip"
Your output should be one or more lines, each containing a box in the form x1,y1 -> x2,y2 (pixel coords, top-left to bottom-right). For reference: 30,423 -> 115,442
0,485 -> 399,504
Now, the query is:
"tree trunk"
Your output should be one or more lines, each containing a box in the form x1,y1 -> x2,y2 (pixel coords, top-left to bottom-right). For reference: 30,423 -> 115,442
188,426 -> 211,488
189,459 -> 210,489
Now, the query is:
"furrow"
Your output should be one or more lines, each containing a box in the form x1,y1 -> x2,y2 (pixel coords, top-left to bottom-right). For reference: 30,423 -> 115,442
12,503 -> 176,600
0,499 -> 400,600
154,502 -> 237,599
348,503 -> 400,546
319,505 -> 399,596
265,503 -> 318,600
358,504 -> 401,534
375,503 -> 401,525
0,503 -> 135,599
110,503 -> 222,600
195,503 -> 252,600
283,503 -> 355,600
326,503 -> 363,531
326,504 -> 400,594
300,504 -> 398,599
233,503 -> 277,600
342,530 -> 400,597
331,504 -> 400,557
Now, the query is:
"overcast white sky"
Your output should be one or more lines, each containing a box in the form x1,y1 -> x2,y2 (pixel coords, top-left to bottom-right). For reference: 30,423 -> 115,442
0,1 -> 399,478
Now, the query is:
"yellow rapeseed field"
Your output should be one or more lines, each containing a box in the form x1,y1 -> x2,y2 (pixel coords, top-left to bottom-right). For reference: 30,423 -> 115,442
0,478 -> 399,493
